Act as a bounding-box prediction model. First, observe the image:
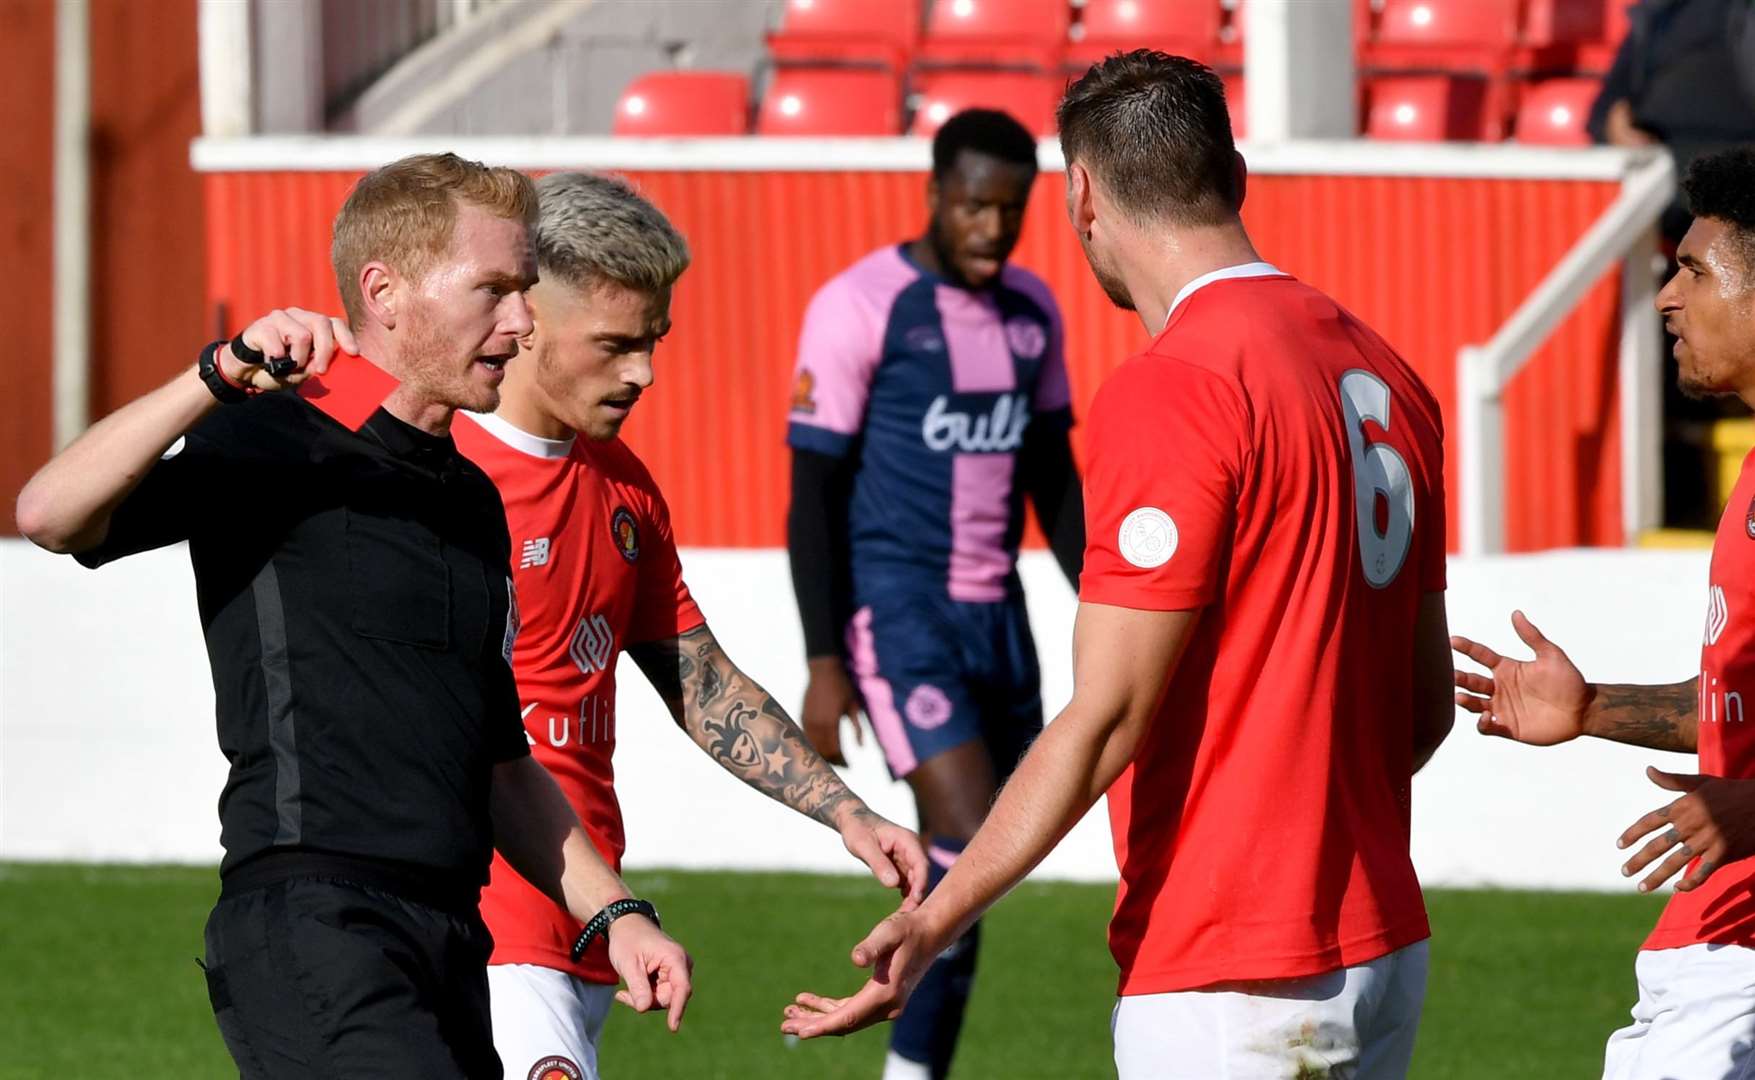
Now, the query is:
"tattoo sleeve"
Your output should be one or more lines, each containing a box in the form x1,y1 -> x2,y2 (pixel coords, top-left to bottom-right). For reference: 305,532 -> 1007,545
1584,678 -> 1699,753
629,624 -> 874,830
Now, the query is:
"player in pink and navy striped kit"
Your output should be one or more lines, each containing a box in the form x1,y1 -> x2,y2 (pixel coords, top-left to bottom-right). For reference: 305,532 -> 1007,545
786,110 -> 1085,1080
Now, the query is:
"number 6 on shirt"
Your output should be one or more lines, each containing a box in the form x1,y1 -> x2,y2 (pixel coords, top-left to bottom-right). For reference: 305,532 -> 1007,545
1339,370 -> 1415,588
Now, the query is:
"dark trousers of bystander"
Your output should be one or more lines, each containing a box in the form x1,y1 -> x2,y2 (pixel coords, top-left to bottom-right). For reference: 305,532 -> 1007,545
201,877 -> 502,1079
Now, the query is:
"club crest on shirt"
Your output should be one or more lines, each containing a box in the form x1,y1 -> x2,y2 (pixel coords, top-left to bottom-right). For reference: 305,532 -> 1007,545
791,369 -> 817,415
528,1057 -> 583,1080
611,506 -> 640,563
1745,494 -> 1755,539
1004,316 -> 1048,361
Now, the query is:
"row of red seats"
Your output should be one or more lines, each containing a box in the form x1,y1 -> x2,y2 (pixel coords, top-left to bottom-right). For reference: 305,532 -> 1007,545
613,68 -> 1600,145
766,0 -> 1631,74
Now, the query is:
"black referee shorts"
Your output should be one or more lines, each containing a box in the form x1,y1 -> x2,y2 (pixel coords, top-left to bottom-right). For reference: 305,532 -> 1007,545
201,878 -> 501,1079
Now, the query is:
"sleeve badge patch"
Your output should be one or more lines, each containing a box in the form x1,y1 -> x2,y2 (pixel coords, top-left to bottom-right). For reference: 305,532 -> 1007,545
791,369 -> 818,414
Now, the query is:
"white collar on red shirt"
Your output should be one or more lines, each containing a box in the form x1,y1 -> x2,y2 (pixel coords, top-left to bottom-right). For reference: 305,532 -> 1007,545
1161,261 -> 1285,332
462,409 -> 576,459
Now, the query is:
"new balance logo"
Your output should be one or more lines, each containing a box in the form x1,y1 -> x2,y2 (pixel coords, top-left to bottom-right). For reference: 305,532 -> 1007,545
1706,584 -> 1729,647
569,613 -> 615,675
520,537 -> 551,569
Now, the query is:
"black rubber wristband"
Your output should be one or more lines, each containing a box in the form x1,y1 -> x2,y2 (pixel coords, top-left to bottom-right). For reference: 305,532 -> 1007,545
198,340 -> 251,404
230,335 -> 298,379
570,898 -> 660,963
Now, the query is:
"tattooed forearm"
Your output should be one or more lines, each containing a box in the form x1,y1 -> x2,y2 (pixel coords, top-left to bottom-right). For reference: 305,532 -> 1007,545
1585,678 -> 1698,753
632,624 -> 869,829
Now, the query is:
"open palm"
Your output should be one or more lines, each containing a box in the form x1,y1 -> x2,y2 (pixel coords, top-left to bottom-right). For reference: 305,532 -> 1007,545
1452,610 -> 1591,746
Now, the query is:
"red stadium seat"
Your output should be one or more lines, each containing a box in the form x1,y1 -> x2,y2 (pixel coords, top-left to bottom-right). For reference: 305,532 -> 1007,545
767,0 -> 922,69
1066,0 -> 1223,67
910,72 -> 1063,137
1577,0 -> 1633,72
756,69 -> 904,135
1365,75 -> 1491,141
1375,0 -> 1519,47
1513,78 -> 1598,145
918,0 -> 1071,69
1522,0 -> 1605,45
612,72 -> 750,137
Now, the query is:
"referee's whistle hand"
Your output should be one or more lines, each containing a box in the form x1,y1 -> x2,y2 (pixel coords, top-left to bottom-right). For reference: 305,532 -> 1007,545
232,308 -> 358,391
608,917 -> 693,1032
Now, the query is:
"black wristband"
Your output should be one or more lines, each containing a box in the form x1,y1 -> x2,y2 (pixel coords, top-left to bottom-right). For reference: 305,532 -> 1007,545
230,334 -> 298,379
570,898 -> 660,963
198,340 -> 251,404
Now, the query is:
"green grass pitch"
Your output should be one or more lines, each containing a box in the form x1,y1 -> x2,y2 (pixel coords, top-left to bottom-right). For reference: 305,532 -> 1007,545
0,863 -> 1664,1078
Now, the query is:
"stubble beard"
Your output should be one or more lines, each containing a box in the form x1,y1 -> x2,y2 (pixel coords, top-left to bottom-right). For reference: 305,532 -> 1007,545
401,311 -> 499,415
1083,237 -> 1134,312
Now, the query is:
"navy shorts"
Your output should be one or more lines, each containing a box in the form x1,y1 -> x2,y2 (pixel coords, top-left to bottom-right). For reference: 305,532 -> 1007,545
845,590 -> 1044,780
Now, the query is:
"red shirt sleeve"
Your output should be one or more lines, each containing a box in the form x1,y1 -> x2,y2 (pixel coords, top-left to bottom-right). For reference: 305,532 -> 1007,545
628,483 -> 706,645
1079,355 -> 1250,612
1417,403 -> 1447,592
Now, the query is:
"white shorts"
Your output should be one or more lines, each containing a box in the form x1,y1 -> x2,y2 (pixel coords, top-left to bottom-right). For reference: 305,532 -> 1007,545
488,963 -> 615,1080
1110,940 -> 1429,1080
1602,943 -> 1755,1080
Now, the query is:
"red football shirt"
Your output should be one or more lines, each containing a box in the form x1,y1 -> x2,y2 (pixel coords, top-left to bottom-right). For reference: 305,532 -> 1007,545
1080,265 -> 1446,995
453,410 -> 704,984
1643,448 -> 1755,952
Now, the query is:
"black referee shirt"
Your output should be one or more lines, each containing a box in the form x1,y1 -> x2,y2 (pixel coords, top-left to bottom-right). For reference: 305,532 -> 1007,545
79,388 -> 529,904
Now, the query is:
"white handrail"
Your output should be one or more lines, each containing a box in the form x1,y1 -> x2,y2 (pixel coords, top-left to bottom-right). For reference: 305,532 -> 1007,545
53,0 -> 90,451
1457,149 -> 1676,556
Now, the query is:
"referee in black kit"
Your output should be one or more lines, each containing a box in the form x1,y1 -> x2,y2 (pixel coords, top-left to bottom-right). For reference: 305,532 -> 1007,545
15,154 -> 691,1079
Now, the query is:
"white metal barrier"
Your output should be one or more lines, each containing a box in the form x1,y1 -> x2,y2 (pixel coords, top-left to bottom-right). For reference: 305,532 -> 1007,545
1457,149 -> 1676,556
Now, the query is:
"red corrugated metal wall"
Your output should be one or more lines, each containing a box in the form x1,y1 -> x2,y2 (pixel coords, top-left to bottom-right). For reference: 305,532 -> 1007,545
1,0 -> 203,530
0,0 -> 56,516
203,168 -> 1624,552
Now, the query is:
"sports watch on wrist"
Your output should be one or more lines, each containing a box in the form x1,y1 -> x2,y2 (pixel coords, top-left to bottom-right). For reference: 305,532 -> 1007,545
570,898 -> 661,962
197,339 -> 252,404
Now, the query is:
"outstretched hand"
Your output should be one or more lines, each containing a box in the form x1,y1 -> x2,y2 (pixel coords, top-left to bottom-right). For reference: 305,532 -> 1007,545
780,911 -> 942,1039
1452,610 -> 1591,746
839,810 -> 930,910
606,915 -> 694,1032
1618,767 -> 1755,893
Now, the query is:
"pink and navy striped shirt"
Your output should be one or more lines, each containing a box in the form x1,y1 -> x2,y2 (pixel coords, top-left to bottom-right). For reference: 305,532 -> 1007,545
787,244 -> 1071,604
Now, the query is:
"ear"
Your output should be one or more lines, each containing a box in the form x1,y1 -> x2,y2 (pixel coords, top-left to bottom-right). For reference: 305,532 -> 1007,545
1230,150 -> 1249,212
519,284 -> 547,351
1066,161 -> 1096,239
925,173 -> 942,218
360,261 -> 399,331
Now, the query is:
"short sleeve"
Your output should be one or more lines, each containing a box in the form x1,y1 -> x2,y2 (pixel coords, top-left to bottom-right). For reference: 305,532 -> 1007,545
786,276 -> 882,459
628,485 -> 706,646
75,410 -> 245,569
1078,358 -> 1249,612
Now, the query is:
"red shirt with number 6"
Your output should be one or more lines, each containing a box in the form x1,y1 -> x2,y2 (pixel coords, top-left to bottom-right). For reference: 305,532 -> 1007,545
1080,264 -> 1447,995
